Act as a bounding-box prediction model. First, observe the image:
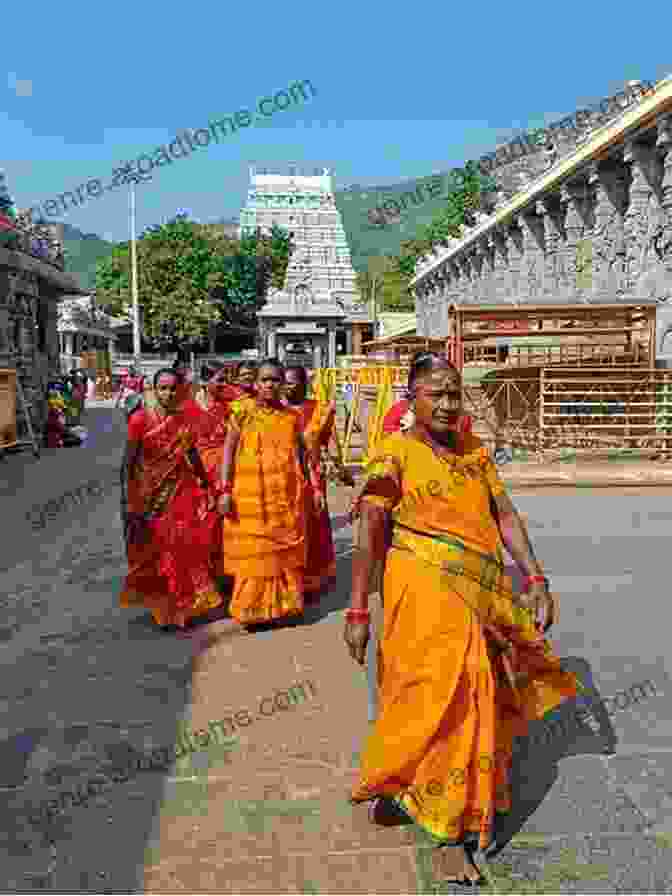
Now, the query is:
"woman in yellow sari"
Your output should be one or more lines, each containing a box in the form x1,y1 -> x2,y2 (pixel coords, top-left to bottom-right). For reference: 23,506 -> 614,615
346,352 -> 579,885
216,359 -> 324,626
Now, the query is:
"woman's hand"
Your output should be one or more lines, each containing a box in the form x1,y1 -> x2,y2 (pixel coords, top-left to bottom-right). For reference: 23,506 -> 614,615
313,489 -> 326,512
217,494 -> 233,517
339,467 -> 356,487
519,582 -> 557,632
344,621 -> 370,665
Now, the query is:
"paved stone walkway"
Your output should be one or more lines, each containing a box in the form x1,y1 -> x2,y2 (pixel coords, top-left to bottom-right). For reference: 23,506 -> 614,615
1,407 -> 672,891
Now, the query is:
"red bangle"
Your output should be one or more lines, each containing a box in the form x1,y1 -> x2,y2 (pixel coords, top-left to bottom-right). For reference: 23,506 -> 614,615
221,482 -> 233,495
524,574 -> 549,589
345,608 -> 370,623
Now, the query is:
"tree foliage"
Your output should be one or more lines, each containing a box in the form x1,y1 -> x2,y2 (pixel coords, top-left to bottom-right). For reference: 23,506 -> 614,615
356,255 -> 414,312
396,161 -> 497,280
95,216 -> 293,350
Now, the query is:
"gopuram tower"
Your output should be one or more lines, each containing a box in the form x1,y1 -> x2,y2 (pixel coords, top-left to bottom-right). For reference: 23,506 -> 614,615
240,165 -> 371,367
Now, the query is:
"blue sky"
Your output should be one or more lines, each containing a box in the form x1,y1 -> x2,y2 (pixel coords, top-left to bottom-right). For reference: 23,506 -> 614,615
2,0 -> 668,244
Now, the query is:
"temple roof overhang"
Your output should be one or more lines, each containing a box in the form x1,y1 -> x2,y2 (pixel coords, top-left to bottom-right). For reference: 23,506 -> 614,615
411,77 -> 672,289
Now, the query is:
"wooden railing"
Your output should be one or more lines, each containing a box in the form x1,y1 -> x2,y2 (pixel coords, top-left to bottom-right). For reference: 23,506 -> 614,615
464,341 -> 649,367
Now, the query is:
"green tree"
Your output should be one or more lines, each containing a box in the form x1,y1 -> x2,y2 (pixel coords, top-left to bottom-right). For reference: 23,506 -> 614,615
95,217 -> 293,351
356,255 -> 414,312
397,161 -> 496,279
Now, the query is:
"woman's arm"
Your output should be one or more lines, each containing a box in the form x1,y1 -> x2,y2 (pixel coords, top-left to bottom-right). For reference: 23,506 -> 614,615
219,426 -> 240,487
492,491 -> 544,577
297,432 -> 325,509
351,500 -> 389,611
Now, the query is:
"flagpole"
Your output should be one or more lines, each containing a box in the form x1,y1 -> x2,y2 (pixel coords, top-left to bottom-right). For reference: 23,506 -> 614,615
130,182 -> 141,367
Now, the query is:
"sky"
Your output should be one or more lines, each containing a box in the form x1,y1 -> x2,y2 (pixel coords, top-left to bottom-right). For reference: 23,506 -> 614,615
2,0 -> 669,245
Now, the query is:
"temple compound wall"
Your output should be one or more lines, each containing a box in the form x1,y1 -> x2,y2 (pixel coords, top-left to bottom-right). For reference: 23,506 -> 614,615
0,237 -> 83,440
412,77 -> 672,364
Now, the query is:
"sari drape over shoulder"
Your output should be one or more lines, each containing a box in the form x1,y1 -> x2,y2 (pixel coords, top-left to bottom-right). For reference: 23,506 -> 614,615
292,399 -> 337,595
119,404 -> 222,627
350,432 -> 579,849
222,401 -> 307,624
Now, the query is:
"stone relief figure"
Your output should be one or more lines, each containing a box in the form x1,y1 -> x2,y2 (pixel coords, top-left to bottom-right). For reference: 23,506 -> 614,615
639,223 -> 672,323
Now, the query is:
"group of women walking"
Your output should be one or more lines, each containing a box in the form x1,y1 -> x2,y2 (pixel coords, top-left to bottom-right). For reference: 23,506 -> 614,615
119,358 -> 349,630
119,350 -> 580,884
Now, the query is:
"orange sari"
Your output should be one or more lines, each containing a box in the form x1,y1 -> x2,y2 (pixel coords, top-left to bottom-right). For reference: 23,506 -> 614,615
291,399 -> 337,595
120,405 -> 222,627
350,432 -> 579,848
222,400 -> 307,624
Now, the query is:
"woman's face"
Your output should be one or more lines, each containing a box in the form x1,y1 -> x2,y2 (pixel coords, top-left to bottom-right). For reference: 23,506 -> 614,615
155,374 -> 179,411
237,365 -> 257,391
209,370 -> 230,402
256,365 -> 284,403
412,367 -> 462,437
284,369 -> 306,404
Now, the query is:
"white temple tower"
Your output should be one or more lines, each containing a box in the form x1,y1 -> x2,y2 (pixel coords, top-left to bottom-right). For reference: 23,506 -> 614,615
240,165 -> 372,367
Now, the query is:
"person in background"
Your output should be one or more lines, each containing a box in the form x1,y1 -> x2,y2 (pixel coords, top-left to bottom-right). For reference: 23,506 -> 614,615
119,368 -> 222,631
87,374 -> 97,403
71,372 -> 86,424
284,364 -> 353,597
233,360 -> 259,401
198,365 -> 242,583
116,365 -> 146,411
345,352 -> 578,884
45,392 -> 67,448
216,359 -> 323,627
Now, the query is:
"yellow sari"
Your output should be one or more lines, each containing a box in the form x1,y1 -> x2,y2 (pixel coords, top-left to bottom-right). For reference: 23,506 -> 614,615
221,400 -> 307,624
350,432 -> 579,848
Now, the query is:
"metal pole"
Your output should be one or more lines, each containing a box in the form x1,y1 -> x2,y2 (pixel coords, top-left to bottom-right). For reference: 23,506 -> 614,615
130,183 -> 141,367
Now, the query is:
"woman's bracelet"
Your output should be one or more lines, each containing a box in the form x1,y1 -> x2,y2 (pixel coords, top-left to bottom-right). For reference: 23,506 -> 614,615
524,574 -> 549,590
345,607 -> 370,624
221,481 -> 233,495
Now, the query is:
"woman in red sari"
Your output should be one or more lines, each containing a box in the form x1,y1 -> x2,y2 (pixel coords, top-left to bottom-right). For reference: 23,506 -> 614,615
284,365 -> 353,597
119,368 -> 223,631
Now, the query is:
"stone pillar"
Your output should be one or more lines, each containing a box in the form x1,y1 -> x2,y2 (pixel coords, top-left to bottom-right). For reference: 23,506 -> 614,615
476,239 -> 494,302
653,115 -> 672,356
516,212 -> 545,301
559,180 -> 589,300
586,161 -> 628,298
328,323 -> 336,367
267,325 -> 276,357
536,198 -> 563,299
345,326 -> 354,355
657,114 -> 672,219
623,140 -> 654,294
489,227 -> 509,304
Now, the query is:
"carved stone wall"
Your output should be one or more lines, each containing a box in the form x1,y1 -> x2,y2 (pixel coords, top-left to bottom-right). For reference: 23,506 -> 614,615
0,264 -> 63,438
415,101 -> 672,357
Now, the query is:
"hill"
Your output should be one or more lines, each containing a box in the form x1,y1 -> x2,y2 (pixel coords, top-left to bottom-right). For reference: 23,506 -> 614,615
61,222 -> 116,291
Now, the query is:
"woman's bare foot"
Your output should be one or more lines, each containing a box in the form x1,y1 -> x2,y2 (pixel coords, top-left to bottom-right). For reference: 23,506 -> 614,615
432,845 -> 485,885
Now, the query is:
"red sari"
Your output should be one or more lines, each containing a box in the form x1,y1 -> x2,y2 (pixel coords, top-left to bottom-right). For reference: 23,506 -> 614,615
198,382 -> 242,579
292,399 -> 337,596
119,403 -> 223,627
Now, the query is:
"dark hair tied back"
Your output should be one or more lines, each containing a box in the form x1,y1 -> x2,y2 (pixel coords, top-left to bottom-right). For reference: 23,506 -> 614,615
153,367 -> 181,388
407,352 -> 458,393
284,364 -> 308,384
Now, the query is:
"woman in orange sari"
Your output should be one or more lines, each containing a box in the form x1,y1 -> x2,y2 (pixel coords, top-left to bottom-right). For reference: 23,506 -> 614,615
216,360 -> 324,626
283,365 -> 342,597
284,365 -> 356,596
120,369 -> 223,631
346,353 -> 579,885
